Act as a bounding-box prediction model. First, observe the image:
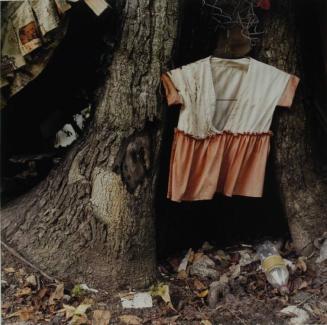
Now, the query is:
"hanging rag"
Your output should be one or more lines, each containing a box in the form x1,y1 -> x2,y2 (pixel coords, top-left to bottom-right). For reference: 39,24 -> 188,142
162,56 -> 299,202
0,0 -> 110,108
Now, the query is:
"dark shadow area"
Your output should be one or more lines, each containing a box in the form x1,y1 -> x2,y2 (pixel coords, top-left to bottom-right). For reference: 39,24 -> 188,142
296,0 -> 327,181
155,0 -> 290,259
156,103 -> 290,259
156,0 -> 327,258
1,1 -> 116,203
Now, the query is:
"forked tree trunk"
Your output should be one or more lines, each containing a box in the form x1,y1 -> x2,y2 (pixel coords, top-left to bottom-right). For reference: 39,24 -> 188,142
1,0 -> 179,290
258,0 -> 327,254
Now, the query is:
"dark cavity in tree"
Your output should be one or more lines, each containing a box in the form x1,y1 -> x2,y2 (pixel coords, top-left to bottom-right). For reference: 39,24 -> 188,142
155,0 -> 289,258
113,126 -> 153,193
1,1 -> 117,203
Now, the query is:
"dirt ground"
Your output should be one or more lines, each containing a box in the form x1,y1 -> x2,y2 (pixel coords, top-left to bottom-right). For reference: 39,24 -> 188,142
2,239 -> 327,325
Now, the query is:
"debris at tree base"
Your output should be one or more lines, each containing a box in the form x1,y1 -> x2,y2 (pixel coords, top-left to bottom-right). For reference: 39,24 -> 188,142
120,292 -> 153,309
119,314 -> 143,325
92,309 -> 111,325
189,255 -> 219,279
279,305 -> 310,325
72,283 -> 99,297
256,240 -> 290,294
2,240 -> 327,324
316,239 -> 327,263
207,274 -> 230,308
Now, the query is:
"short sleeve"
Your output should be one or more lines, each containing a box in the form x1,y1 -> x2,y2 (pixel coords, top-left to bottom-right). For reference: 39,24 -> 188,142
161,73 -> 182,106
278,74 -> 300,108
167,68 -> 185,94
161,68 -> 187,106
266,64 -> 300,109
167,67 -> 187,106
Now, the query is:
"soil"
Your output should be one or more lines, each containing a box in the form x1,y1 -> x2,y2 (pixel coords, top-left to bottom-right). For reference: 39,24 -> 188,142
2,240 -> 327,325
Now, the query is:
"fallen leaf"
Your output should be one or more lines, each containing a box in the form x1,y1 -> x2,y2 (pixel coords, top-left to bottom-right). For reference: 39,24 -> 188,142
70,314 -> 89,325
81,297 -> 95,305
4,267 -> 15,273
196,289 -> 208,298
189,255 -> 219,279
201,321 -> 212,325
194,279 -> 207,290
15,287 -> 32,297
193,252 -> 204,263
49,283 -> 64,305
7,307 -> 35,321
92,310 -> 111,325
150,283 -> 174,310
1,303 -> 10,310
177,248 -> 193,272
296,257 -> 307,273
25,275 -> 37,287
119,315 -> 142,325
177,270 -> 188,279
215,250 -> 228,259
298,280 -> 308,290
18,307 -> 35,321
74,304 -> 92,316
63,304 -> 76,319
238,250 -> 257,266
62,303 -> 91,324
37,287 -> 48,299
32,287 -> 49,311
280,305 -> 309,325
208,277 -> 230,308
214,250 -> 230,266
218,274 -> 229,285
229,264 -> 241,279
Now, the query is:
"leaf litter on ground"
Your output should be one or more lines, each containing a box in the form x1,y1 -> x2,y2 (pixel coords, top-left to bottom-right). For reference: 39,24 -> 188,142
2,238 -> 327,324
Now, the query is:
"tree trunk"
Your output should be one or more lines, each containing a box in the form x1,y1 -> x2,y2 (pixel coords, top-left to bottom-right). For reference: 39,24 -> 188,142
258,0 -> 327,255
1,0 -> 179,290
2,0 -> 326,291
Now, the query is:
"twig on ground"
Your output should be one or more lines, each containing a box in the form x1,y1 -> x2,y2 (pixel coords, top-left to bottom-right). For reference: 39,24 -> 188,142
296,279 -> 327,307
234,311 -> 247,325
1,240 -> 56,282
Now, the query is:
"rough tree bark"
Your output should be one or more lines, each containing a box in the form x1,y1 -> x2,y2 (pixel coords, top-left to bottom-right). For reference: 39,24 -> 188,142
258,0 -> 327,254
1,0 -> 179,290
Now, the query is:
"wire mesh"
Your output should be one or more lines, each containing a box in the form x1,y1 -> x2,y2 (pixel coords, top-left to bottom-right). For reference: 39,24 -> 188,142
202,0 -> 264,44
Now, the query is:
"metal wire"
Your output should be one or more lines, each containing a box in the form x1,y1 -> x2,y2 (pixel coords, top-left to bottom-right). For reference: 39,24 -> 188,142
202,0 -> 264,44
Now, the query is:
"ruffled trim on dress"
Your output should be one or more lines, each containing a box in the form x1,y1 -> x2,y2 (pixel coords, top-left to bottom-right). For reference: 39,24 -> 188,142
174,128 -> 273,139
168,128 -> 272,202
